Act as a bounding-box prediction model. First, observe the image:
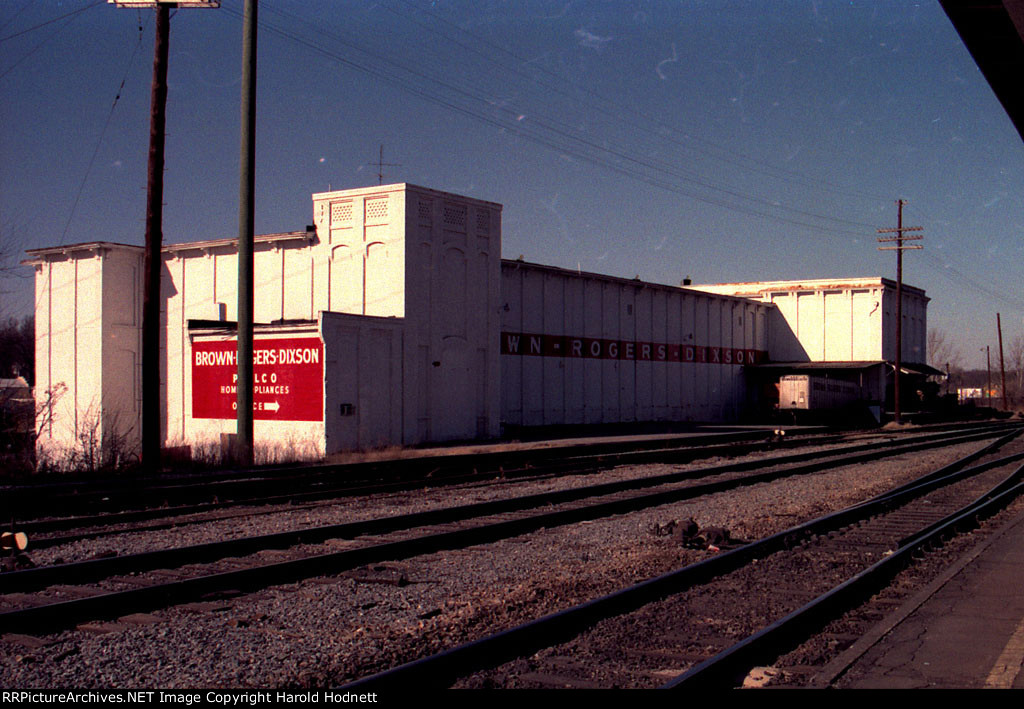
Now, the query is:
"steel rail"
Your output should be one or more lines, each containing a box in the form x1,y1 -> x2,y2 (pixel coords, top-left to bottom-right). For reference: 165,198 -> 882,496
24,424 -> 1015,549
3,428 -> 786,517
333,436 -> 1024,690
8,421 -> 1018,526
23,424 -> 1018,544
2,427 -> 1010,596
662,460 -> 1024,689
11,429 -> 799,539
0,434 -> 1014,637
3,431 -> 800,531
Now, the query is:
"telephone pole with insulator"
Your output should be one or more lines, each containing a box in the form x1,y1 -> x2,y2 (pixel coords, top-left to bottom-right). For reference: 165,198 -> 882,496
877,199 -> 923,424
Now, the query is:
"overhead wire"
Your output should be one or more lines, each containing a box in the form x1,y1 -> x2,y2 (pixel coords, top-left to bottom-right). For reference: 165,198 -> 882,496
55,10 -> 149,249
229,4 -> 879,239
21,9 -> 150,345
385,0 -> 893,206
379,0 -> 882,230
262,2 -> 881,229
0,0 -> 102,43
376,4 -> 1022,315
0,0 -> 36,36
0,1 -> 102,81
917,251 -> 1024,312
900,202 -> 1024,312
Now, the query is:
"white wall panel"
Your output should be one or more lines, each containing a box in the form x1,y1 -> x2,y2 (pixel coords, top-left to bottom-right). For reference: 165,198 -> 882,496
501,268 -> 523,425
695,278 -> 928,367
320,313 -> 404,452
282,248 -> 313,320
499,263 -> 770,427
31,247 -> 142,463
542,274 -> 564,424
651,289 -> 668,419
183,327 -> 326,458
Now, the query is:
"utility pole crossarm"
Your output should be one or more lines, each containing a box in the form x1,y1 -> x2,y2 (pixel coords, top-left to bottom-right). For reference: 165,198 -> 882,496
877,234 -> 924,242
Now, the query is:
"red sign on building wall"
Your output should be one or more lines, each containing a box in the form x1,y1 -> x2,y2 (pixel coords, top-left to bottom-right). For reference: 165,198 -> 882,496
192,337 -> 324,421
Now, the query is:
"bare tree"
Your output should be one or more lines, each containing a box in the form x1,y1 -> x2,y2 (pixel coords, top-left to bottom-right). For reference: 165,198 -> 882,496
0,315 -> 33,385
0,223 -> 34,319
928,329 -> 964,391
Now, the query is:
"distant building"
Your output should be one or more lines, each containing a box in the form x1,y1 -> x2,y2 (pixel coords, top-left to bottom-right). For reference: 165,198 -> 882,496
692,278 -> 938,419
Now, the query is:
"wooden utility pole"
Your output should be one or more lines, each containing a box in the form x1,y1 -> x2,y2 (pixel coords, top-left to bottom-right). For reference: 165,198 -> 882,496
113,0 -> 220,469
236,0 -> 258,467
141,3 -> 170,470
987,346 -> 992,406
877,199 -> 923,424
998,313 -> 1007,410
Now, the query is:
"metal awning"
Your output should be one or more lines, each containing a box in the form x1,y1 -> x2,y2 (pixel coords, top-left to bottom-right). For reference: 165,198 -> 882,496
899,361 -> 947,378
748,361 -> 886,372
748,360 -> 945,377
941,0 -> 1024,143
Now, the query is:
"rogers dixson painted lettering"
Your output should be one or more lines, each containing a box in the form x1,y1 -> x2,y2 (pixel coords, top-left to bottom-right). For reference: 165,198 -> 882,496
500,331 -> 766,366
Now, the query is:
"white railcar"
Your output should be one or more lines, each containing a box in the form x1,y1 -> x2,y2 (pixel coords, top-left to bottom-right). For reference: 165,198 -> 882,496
778,374 -> 861,411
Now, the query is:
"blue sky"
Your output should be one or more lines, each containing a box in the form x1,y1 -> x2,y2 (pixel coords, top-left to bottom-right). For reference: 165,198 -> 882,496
2,0 -> 1023,369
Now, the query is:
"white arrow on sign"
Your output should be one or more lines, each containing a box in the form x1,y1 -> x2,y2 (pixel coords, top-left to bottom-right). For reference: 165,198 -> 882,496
265,401 -> 280,412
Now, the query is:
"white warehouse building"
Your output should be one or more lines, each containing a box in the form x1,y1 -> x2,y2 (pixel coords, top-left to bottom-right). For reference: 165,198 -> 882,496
25,183 -> 931,464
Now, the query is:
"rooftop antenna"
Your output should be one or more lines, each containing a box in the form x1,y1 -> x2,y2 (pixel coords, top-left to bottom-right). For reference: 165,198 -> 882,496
366,144 -> 401,185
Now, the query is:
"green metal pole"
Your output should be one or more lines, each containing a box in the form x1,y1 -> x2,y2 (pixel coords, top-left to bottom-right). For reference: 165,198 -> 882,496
236,0 -> 257,466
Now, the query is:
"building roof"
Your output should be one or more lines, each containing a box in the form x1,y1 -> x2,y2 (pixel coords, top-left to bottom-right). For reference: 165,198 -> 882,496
690,277 -> 928,299
22,230 -> 316,265
312,182 -> 503,210
22,241 -> 143,264
750,361 -> 887,371
187,319 -> 318,334
163,229 -> 315,254
900,362 -> 947,378
750,360 -> 946,377
501,259 -> 772,307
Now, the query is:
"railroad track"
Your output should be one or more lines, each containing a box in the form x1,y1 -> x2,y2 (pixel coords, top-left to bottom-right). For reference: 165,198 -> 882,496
337,430 -> 1024,689
18,424 -> 1018,548
8,421 -> 1014,533
3,428 -> 793,521
0,425 -> 1018,637
662,457 -> 1024,690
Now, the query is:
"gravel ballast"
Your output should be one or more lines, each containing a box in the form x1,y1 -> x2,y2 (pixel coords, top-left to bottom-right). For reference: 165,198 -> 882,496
0,437 -> 1012,688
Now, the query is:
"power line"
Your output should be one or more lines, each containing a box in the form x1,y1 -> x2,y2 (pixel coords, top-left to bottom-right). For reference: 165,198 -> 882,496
385,0 -> 893,206
0,0 -> 36,36
0,2 -> 102,81
918,251 -> 1024,311
901,203 -> 1024,312
326,3 -> 882,222
0,0 -> 102,43
230,5 -> 880,239
56,11 -> 149,248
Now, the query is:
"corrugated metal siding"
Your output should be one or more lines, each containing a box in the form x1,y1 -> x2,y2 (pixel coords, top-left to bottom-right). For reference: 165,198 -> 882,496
500,263 -> 769,426
321,312 -> 403,453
